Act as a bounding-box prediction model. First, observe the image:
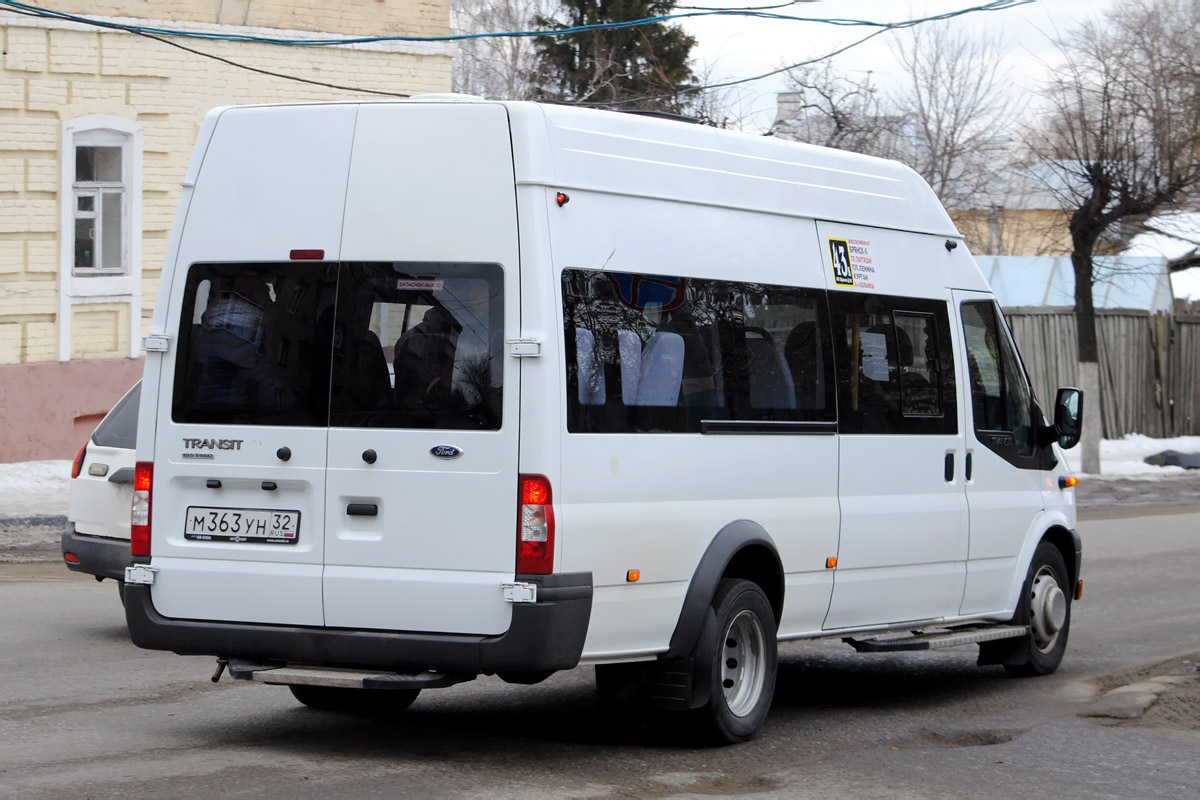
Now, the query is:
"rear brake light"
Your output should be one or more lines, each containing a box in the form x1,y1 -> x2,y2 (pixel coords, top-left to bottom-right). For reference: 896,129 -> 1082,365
71,442 -> 87,479
131,461 -> 153,558
517,474 -> 554,575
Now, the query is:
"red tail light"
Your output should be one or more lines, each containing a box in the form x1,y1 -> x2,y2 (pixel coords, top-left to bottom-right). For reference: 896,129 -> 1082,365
71,442 -> 87,479
517,474 -> 555,575
131,461 -> 153,558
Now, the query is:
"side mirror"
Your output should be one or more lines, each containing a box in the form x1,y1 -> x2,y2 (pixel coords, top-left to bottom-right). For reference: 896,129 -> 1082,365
1053,387 -> 1083,449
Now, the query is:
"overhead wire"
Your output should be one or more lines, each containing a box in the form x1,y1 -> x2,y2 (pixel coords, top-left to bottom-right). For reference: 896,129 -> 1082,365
0,0 -> 1035,104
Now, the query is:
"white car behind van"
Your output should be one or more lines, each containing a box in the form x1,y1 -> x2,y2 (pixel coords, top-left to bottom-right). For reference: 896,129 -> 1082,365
125,99 -> 1084,743
62,380 -> 140,602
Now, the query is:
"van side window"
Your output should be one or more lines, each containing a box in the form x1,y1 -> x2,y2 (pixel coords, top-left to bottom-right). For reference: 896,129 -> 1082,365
174,263 -> 337,426
829,292 -> 957,435
563,269 -> 835,433
960,300 -> 1036,459
330,262 -> 504,430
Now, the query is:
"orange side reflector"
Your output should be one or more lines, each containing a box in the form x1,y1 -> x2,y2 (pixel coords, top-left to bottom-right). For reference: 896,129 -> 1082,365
826,557 -> 837,569
1076,579 -> 1084,600
626,569 -> 640,582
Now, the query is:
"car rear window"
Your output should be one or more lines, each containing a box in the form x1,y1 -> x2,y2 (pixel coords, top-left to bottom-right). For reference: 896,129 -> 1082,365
91,381 -> 141,449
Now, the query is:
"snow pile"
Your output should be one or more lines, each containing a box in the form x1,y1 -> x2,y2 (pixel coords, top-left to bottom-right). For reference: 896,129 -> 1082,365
0,459 -> 71,518
1059,435 -> 1200,477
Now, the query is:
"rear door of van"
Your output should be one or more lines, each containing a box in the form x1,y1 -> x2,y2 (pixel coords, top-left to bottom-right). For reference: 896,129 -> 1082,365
149,105 -> 358,626
322,103 -> 522,635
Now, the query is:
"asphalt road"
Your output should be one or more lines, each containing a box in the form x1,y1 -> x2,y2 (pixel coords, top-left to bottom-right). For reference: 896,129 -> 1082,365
1,507 -> 1198,798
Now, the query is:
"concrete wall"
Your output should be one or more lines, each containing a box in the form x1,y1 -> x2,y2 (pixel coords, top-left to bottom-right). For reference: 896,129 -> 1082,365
0,1 -> 452,461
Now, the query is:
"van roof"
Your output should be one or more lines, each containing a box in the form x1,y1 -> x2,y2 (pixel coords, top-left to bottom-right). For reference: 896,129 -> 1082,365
204,99 -> 961,238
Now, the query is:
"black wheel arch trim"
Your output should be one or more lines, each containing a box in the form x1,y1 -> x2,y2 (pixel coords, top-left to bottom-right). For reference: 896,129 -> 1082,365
124,571 -> 593,675
664,520 -> 783,659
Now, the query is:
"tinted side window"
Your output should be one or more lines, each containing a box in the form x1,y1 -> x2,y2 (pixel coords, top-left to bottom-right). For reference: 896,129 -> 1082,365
961,301 -> 1036,458
563,269 -> 835,433
92,380 -> 141,449
173,263 -> 337,426
830,292 -> 957,435
329,262 -> 504,430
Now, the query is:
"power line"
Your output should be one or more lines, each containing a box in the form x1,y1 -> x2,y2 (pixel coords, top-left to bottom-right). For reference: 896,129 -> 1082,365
0,0 -> 1035,46
0,0 -> 1036,105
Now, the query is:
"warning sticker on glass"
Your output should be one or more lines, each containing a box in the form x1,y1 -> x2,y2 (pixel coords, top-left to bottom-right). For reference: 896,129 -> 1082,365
397,279 -> 444,291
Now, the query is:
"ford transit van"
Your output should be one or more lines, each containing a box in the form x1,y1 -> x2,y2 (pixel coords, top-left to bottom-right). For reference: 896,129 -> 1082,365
126,99 -> 1083,743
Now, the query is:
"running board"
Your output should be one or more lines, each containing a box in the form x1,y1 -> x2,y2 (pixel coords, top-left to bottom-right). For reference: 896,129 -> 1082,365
225,659 -> 476,690
842,625 -> 1028,653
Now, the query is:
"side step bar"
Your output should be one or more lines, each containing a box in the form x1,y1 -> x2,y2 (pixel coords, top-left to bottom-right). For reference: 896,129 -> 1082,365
842,625 -> 1028,653
224,658 -> 476,691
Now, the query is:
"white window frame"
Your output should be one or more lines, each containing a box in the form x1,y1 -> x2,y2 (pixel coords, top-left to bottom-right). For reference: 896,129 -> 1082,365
59,115 -> 142,361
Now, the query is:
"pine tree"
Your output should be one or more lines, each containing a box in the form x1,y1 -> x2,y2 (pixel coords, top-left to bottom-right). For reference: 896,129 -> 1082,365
529,0 -> 699,115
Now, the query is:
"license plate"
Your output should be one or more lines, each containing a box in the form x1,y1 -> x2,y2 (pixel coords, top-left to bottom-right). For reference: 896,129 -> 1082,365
184,507 -> 300,544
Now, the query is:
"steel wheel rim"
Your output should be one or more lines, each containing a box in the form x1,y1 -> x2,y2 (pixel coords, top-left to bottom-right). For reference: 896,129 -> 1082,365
1029,565 -> 1067,652
721,609 -> 766,718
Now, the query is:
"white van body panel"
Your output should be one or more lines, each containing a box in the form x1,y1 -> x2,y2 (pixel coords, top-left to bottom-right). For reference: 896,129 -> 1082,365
322,103 -> 521,634
148,105 -> 359,626
131,100 -> 1077,681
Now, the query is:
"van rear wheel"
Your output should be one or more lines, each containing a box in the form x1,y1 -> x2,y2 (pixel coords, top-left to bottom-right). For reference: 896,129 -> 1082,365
695,578 -> 777,744
289,685 -> 420,714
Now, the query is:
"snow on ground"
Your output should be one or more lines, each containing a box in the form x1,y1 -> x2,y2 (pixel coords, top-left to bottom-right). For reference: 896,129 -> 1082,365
0,459 -> 71,518
1061,435 -> 1200,478
2,436 -> 1200,519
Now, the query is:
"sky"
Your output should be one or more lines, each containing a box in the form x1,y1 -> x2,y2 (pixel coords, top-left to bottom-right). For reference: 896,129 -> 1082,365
680,0 -> 1115,131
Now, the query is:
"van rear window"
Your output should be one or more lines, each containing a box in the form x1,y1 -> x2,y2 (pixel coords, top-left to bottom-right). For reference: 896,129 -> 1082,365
172,262 -> 504,430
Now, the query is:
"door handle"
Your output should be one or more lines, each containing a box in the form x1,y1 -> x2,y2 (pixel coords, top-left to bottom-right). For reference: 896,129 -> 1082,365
965,451 -> 973,481
347,503 -> 378,517
944,452 -> 955,482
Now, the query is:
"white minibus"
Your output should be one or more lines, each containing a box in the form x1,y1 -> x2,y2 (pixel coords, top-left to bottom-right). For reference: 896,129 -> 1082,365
126,98 -> 1084,743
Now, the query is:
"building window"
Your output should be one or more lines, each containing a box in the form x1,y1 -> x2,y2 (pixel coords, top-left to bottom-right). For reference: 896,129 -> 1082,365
71,132 -> 129,274
58,115 -> 143,361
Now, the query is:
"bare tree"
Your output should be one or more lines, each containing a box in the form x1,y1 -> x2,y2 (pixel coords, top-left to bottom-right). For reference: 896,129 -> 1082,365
1031,0 -> 1200,471
771,63 -> 903,155
774,24 -> 1017,218
890,24 -> 1016,212
452,0 -> 550,99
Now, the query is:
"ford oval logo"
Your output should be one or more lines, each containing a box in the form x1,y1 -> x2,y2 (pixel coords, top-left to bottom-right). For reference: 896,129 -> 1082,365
430,444 -> 463,460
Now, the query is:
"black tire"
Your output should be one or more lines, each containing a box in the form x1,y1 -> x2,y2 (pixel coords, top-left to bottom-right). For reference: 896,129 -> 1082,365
288,684 -> 420,715
1003,541 -> 1071,677
695,579 -> 778,744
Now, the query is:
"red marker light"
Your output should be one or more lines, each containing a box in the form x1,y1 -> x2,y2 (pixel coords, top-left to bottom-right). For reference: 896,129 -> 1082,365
289,249 -> 325,260
71,442 -> 87,479
555,192 -> 569,207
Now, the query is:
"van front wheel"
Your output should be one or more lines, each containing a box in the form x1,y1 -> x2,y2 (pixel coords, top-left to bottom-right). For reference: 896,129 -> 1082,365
1003,541 -> 1071,677
289,685 -> 420,715
696,579 -> 777,744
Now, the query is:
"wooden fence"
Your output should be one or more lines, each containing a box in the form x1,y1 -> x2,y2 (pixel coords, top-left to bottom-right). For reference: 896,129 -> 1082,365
1005,308 -> 1200,438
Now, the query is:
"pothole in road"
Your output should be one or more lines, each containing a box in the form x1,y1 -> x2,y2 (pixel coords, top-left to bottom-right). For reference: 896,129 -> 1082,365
922,728 -> 1020,748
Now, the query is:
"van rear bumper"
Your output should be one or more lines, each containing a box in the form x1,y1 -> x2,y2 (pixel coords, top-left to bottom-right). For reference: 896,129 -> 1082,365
124,571 -> 593,675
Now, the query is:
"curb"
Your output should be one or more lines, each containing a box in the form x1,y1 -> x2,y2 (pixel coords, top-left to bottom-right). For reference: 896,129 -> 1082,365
0,515 -> 68,528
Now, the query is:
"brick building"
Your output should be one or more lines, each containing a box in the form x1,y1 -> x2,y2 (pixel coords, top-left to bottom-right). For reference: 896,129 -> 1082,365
0,1 -> 452,461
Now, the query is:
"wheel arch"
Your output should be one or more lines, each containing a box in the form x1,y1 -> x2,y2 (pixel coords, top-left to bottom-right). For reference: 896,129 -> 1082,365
664,519 -> 783,659
1002,510 -> 1080,614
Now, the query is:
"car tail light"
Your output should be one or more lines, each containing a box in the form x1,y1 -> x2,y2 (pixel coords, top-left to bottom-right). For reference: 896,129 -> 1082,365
71,442 -> 87,479
131,461 -> 153,558
517,474 -> 554,574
